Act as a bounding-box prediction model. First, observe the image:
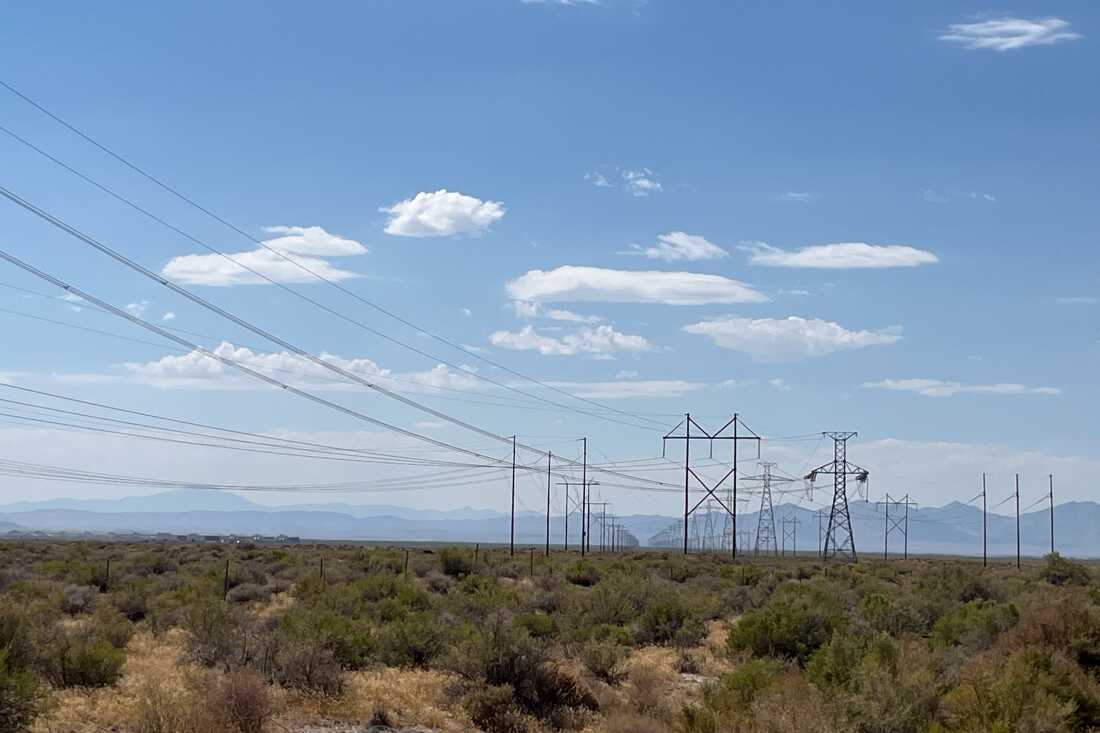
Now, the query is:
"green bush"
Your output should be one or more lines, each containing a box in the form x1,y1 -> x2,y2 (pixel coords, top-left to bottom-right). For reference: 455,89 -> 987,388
1039,553 -> 1091,587
636,590 -> 705,647
440,548 -> 475,578
464,684 -> 534,733
38,632 -> 125,688
565,559 -> 600,587
378,612 -> 448,667
930,600 -> 1018,650
581,640 -> 627,684
726,583 -> 841,665
0,650 -> 44,733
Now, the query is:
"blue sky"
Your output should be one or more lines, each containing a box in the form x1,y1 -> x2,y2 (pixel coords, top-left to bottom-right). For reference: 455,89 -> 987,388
0,1 -> 1096,512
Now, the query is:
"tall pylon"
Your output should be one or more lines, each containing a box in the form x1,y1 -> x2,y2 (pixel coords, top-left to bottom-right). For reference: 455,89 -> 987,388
753,463 -> 780,556
805,432 -> 869,562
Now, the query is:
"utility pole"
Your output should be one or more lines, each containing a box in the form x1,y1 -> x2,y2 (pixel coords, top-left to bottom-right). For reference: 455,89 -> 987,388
975,473 -> 987,567
814,509 -> 826,555
581,438 -> 588,557
559,479 -> 598,555
662,413 -> 761,557
545,451 -> 552,557
805,432 -> 869,562
1015,473 -> 1021,570
1049,473 -> 1055,556
744,462 -> 793,557
510,435 -> 517,556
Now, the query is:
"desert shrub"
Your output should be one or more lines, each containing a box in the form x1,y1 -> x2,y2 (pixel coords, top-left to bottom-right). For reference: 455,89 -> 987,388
1039,553 -> 1091,587
227,583 -> 272,605
636,590 -> 705,647
515,611 -> 556,640
60,584 -> 97,615
704,659 -> 782,718
278,605 -> 374,670
582,640 -> 627,684
183,599 -> 244,668
626,663 -> 673,716
565,559 -> 600,587
727,584 -> 841,664
464,684 -> 535,733
213,668 -> 275,733
0,649 -> 44,733
939,646 -> 1100,732
377,612 -> 448,667
930,600 -> 1018,650
270,639 -> 344,695
440,548 -> 475,578
36,630 -> 125,688
807,630 -> 866,691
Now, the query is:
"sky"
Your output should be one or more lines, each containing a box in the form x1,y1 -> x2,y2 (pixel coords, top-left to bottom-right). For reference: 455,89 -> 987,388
0,1 -> 1096,517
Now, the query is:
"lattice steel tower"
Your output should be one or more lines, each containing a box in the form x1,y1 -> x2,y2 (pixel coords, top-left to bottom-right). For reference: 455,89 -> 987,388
805,432 -> 869,562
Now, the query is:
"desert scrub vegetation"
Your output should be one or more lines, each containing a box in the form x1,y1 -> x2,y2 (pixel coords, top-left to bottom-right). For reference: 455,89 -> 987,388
0,541 -> 1099,732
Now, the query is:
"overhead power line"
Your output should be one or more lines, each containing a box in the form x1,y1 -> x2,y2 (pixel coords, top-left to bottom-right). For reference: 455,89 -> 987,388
0,86 -> 667,432
0,182 -> 677,490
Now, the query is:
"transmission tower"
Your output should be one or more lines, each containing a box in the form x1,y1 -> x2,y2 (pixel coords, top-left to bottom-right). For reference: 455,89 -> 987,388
755,464 -> 778,556
663,413 -> 761,557
781,515 -> 800,557
805,432 -> 869,562
875,493 -> 917,559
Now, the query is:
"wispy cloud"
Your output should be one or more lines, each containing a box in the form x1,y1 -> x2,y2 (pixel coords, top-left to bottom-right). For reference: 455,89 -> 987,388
622,232 -> 728,263
162,225 -> 366,286
489,324 -> 651,356
585,166 -> 663,196
511,301 -> 603,323
162,312 -> 176,321
940,17 -> 1081,51
862,379 -> 1061,398
507,266 -> 768,306
381,189 -> 504,238
122,341 -> 481,393
541,379 -> 704,399
684,316 -> 902,362
776,192 -> 817,203
1056,296 -> 1097,305
743,242 -> 938,269
922,189 -> 997,204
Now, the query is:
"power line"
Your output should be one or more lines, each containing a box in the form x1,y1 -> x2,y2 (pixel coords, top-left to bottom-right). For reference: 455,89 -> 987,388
0,93 -> 666,432
0,189 -> 678,490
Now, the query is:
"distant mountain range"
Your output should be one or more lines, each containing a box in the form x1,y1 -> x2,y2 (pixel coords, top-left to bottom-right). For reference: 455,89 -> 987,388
0,490 -> 1096,558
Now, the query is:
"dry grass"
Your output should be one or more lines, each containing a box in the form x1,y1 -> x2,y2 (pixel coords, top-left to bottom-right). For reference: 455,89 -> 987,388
31,630 -> 194,733
278,667 -> 471,733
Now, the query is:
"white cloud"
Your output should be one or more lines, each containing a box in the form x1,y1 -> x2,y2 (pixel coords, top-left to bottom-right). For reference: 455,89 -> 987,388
381,189 -> 504,238
624,232 -> 728,263
940,17 -> 1081,51
460,307 -> 473,317
162,225 -> 366,286
522,0 -> 599,5
683,316 -> 902,362
778,289 -> 811,297
541,379 -> 704,399
743,242 -> 938,269
61,293 -> 84,312
862,379 -> 1061,398
621,168 -> 663,196
1056,296 -> 1097,305
121,341 -> 482,393
777,192 -> 817,203
922,189 -> 997,204
162,312 -> 176,321
615,369 -> 639,379
584,171 -> 612,188
510,300 -> 602,323
489,324 -> 651,356
125,301 -> 149,318
507,266 -> 768,306
768,378 -> 791,392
